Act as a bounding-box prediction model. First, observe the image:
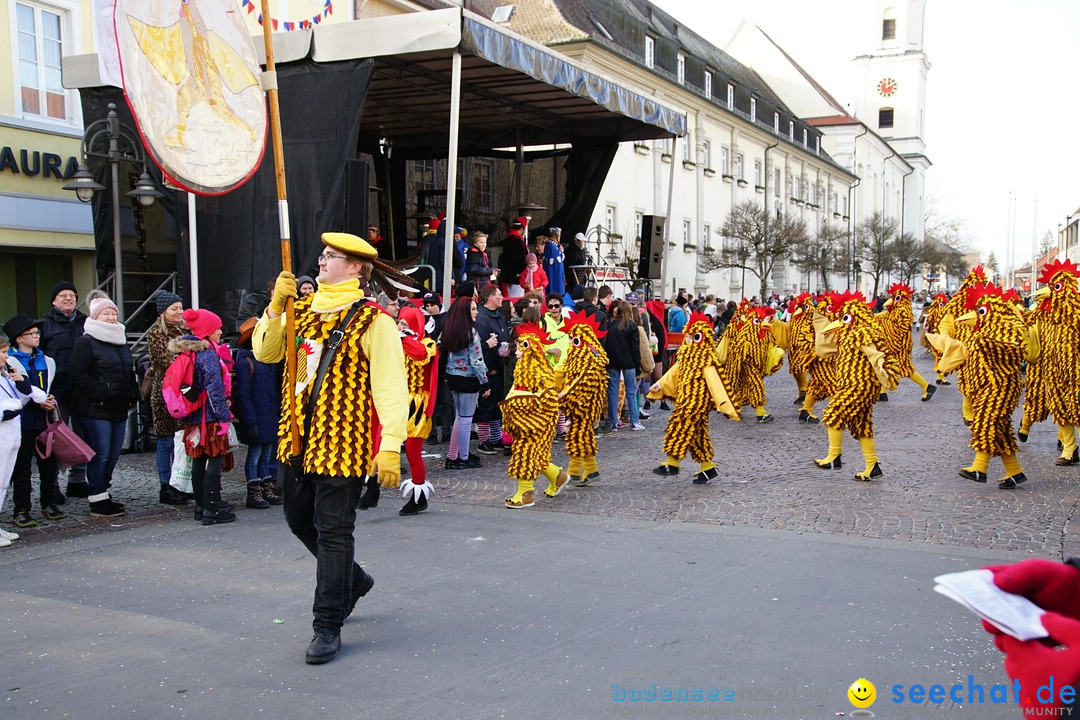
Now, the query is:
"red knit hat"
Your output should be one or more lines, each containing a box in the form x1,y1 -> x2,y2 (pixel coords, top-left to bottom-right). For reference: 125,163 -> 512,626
182,308 -> 222,339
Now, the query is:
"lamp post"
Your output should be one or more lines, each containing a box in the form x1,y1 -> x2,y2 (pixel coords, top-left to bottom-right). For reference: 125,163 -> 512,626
63,102 -> 163,321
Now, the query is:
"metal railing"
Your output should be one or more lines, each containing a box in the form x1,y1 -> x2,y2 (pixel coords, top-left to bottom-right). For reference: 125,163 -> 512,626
126,272 -> 179,356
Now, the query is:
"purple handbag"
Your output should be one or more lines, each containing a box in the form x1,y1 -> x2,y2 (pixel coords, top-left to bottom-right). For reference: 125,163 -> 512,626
36,411 -> 96,466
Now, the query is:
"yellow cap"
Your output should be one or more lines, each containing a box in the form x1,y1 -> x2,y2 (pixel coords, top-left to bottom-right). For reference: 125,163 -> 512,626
322,232 -> 378,259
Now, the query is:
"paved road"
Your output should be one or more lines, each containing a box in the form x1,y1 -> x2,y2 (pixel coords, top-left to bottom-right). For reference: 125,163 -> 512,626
2,344 -> 1071,718
12,345 -> 1077,558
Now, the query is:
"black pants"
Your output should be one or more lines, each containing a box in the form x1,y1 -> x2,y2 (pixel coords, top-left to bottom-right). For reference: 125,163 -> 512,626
12,433 -> 59,513
281,465 -> 372,633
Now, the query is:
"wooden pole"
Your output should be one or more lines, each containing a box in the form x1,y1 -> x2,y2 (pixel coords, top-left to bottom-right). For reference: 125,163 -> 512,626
259,0 -> 300,456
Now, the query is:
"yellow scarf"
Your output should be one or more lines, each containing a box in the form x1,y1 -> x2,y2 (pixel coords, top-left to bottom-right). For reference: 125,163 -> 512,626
309,277 -> 365,314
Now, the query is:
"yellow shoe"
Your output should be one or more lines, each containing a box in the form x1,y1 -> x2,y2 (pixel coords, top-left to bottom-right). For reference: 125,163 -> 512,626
545,471 -> 569,498
505,491 -> 535,509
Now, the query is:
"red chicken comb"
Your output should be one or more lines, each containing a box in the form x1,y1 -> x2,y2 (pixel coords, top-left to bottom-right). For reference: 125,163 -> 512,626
888,282 -> 912,297
560,309 -> 607,338
516,322 -> 555,345
828,290 -> 869,314
964,282 -> 1005,311
686,311 -> 712,328
1038,258 -> 1080,285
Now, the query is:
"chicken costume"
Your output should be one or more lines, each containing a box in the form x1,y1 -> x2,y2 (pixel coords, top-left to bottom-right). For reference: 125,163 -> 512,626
647,312 -> 738,483
941,265 -> 991,423
1029,259 -> 1080,465
946,284 -> 1029,488
500,322 -> 568,508
814,291 -> 901,480
1018,293 -> 1050,446
722,303 -> 783,423
557,311 -> 609,486
782,294 -> 813,406
922,292 -> 950,384
783,293 -> 832,423
879,282 -> 935,401
399,305 -> 439,513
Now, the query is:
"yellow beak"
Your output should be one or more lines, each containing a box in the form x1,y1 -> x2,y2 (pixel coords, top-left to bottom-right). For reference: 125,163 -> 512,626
792,307 -> 804,319
956,310 -> 977,324
823,319 -> 843,334
883,298 -> 894,309
1033,286 -> 1051,301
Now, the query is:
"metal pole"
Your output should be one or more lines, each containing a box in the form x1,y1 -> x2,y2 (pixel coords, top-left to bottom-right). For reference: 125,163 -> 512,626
659,135 -> 678,301
188,192 -> 199,309
441,50 -> 462,305
110,148 -> 124,321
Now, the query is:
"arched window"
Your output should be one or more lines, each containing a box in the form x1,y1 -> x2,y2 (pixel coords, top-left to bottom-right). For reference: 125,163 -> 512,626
878,107 -> 894,129
882,8 -> 897,40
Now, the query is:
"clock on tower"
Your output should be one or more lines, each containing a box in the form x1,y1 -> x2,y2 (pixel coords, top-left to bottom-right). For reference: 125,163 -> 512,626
877,77 -> 898,97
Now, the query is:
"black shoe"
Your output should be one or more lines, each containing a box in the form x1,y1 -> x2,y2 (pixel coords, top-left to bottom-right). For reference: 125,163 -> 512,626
65,483 -> 90,498
260,479 -> 284,506
348,570 -> 375,617
692,467 -> 718,484
643,400 -> 653,410
878,393 -> 889,402
922,385 -> 937,402
41,504 -> 65,521
358,478 -> 381,510
652,464 -> 678,476
999,473 -> 1028,489
13,511 -> 37,528
444,458 -> 463,471
756,414 -> 774,424
1054,448 -> 1080,466
638,411 -> 650,421
52,487 -> 66,506
1018,428 -> 1028,443
797,409 -> 819,424
462,455 -> 483,469
476,441 -> 498,456
159,485 -> 189,505
854,463 -> 883,481
305,632 -> 341,664
89,499 -> 125,517
503,445 -> 513,456
793,391 -> 806,406
959,468 -> 988,483
201,507 -> 237,525
193,506 -> 204,521
659,401 -> 671,411
815,455 -> 842,469
399,494 -> 429,516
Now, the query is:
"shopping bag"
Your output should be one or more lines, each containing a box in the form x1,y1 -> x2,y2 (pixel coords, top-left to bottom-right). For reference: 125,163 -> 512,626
169,430 -> 193,494
36,411 -> 96,466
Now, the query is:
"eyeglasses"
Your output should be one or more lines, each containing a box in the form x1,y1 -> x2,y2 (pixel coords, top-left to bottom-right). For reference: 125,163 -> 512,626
318,251 -> 348,263
20,331 -> 40,338
547,303 -> 561,309
54,292 -> 77,300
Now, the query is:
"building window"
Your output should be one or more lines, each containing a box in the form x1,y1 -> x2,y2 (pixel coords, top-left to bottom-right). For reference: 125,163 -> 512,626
635,211 -> 643,241
645,35 -> 655,68
785,175 -> 793,199
702,140 -> 712,168
16,2 -> 69,122
788,120 -> 795,141
774,168 -> 781,196
682,219 -> 691,247
605,204 -> 617,234
726,83 -> 735,110
677,53 -> 686,85
793,176 -> 800,199
750,97 -> 757,121
703,223 -> 711,250
720,146 -> 730,175
815,135 -> 820,155
682,138 -> 691,163
809,182 -> 816,205
774,111 -> 780,134
882,17 -> 896,40
734,153 -> 744,181
830,192 -> 838,214
754,159 -> 763,186
879,107 -> 895,128
704,71 -> 712,98
802,128 -> 808,147
415,159 -> 436,193
470,161 -> 493,211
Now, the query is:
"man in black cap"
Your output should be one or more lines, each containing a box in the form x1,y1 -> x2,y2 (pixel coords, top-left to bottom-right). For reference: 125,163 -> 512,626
38,281 -> 89,498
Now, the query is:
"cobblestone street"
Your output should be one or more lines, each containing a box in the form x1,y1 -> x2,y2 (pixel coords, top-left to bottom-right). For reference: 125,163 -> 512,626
12,345 -> 1077,560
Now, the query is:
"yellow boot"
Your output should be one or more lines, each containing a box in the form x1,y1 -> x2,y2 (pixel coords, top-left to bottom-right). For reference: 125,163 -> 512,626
1056,426 -> 1079,466
961,395 -> 974,425
755,406 -> 774,424
505,478 -> 535,509
999,452 -> 1027,489
960,451 -> 990,483
577,456 -> 601,486
653,455 -> 680,477
692,460 -> 718,484
854,437 -> 882,480
798,392 -> 819,423
566,456 -> 585,485
542,463 -> 569,498
1018,419 -> 1031,443
815,426 -> 843,469
793,372 -> 807,404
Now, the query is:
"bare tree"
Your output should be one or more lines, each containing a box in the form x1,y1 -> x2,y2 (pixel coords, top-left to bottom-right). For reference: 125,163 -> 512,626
1040,230 -> 1055,257
858,211 -> 898,297
699,200 -> 806,299
891,232 -> 925,286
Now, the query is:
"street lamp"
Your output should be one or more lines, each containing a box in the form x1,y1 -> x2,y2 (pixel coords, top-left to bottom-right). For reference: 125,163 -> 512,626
63,102 -> 164,320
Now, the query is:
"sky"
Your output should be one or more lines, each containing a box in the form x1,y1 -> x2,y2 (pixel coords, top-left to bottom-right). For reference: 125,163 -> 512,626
650,0 -> 1080,272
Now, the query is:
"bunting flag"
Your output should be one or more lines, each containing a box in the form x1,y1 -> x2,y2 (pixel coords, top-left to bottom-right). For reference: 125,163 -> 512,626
240,0 -> 331,30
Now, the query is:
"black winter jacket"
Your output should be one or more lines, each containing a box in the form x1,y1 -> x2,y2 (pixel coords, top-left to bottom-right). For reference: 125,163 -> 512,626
38,305 -> 86,402
69,334 -> 137,421
605,321 -> 641,371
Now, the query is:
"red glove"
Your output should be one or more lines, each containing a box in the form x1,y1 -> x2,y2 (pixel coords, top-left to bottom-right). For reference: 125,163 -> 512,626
986,560 -> 1080,620
995,612 -> 1080,709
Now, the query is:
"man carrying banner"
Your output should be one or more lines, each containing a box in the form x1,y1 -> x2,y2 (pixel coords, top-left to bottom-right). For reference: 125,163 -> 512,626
253,232 -> 408,665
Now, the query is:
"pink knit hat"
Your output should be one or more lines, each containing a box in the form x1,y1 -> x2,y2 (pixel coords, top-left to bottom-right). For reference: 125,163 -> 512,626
86,290 -> 118,320
182,308 -> 222,339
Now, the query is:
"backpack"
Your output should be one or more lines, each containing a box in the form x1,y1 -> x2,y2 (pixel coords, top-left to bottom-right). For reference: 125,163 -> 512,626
161,351 -> 205,419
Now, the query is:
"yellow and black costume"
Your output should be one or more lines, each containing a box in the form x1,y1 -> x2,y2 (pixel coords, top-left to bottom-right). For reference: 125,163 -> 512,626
723,304 -> 783,423
941,265 -> 990,424
648,312 -> 738,483
922,292 -> 950,384
557,311 -> 609,487
879,282 -> 935,401
1030,259 -> 1080,465
500,322 -> 567,508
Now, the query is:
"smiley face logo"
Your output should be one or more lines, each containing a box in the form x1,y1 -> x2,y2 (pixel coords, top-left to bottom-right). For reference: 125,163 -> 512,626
848,678 -> 876,708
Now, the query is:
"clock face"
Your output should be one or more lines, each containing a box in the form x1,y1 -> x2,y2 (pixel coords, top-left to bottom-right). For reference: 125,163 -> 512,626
877,77 -> 898,97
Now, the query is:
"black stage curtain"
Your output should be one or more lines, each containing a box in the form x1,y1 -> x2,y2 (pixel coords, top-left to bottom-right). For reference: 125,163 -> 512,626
542,139 -> 619,244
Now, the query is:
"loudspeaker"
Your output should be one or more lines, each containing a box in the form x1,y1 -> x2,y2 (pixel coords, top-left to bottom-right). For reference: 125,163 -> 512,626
343,159 -> 370,237
638,215 -> 665,279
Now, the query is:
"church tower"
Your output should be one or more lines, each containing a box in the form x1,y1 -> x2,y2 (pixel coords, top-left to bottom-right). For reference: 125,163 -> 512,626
853,0 -> 931,243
